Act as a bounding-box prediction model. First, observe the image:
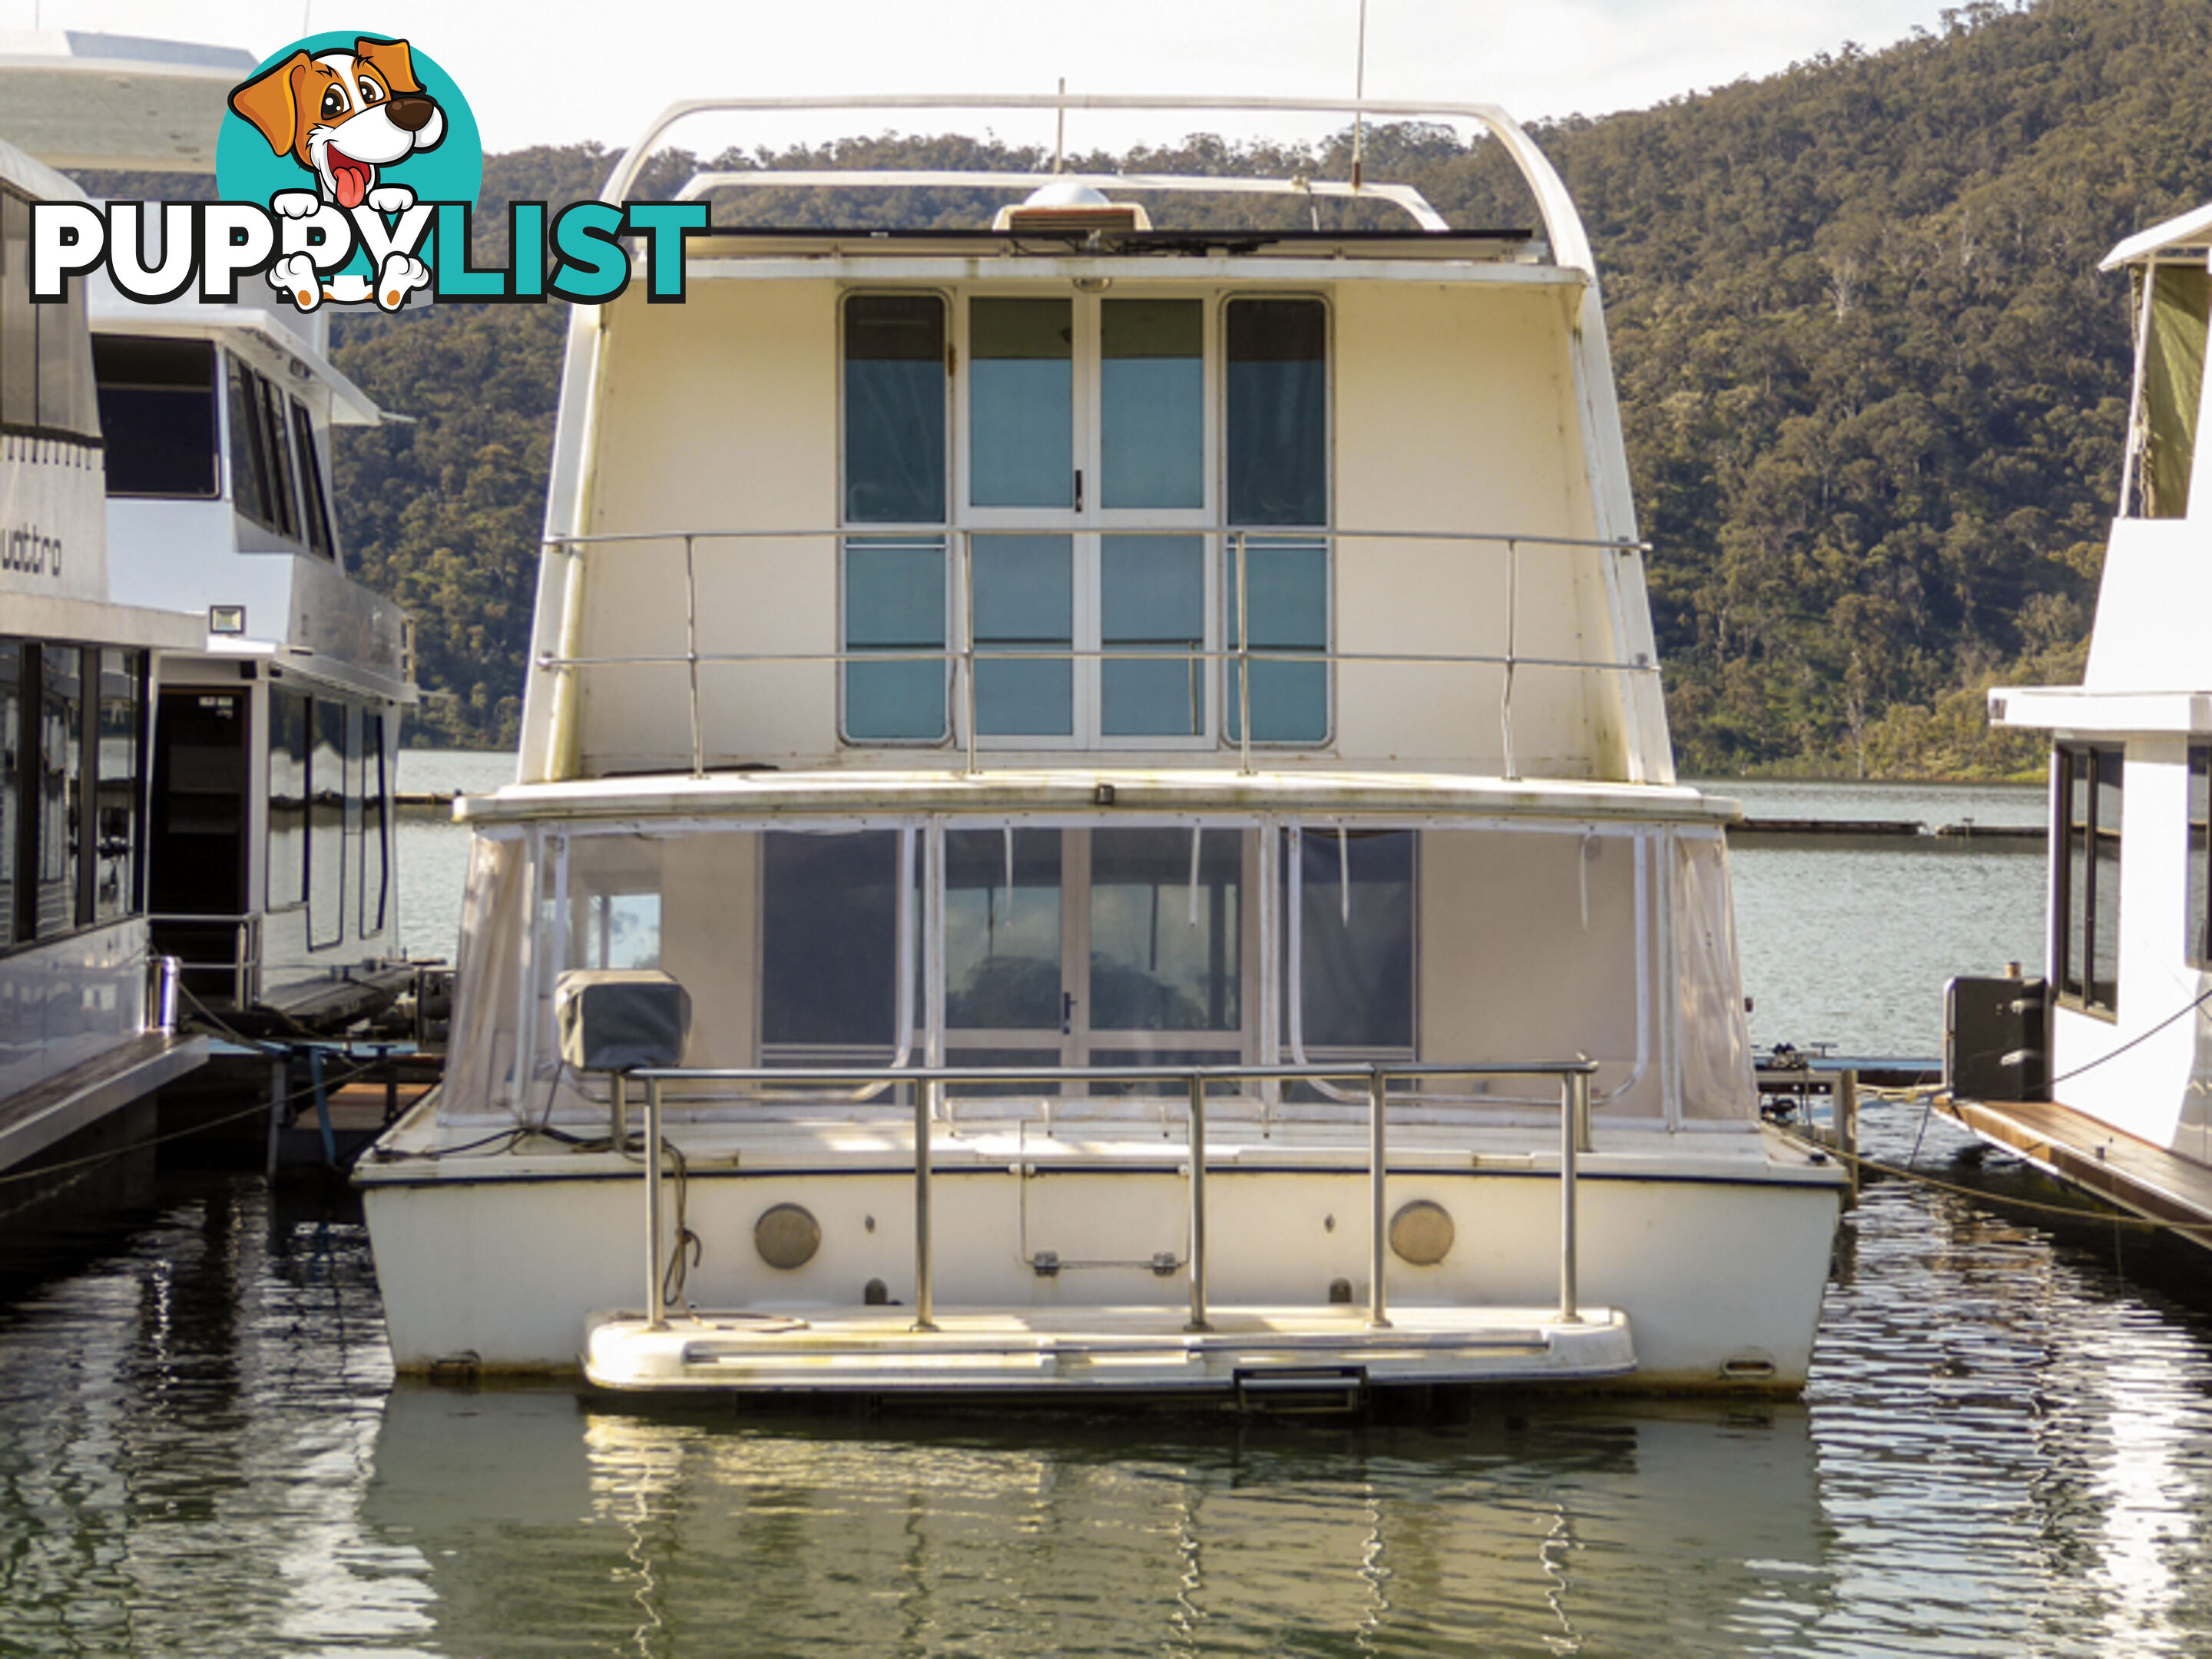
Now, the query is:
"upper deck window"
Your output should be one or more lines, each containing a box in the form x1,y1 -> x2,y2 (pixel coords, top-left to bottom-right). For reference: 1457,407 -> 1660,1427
95,337 -> 219,498
225,355 -> 335,558
840,289 -> 1330,750
970,298 -> 1072,508
845,294 -> 946,524
1227,299 -> 1327,526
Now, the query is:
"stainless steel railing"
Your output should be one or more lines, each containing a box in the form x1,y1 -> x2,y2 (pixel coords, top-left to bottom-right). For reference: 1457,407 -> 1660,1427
535,524 -> 1656,780
619,1058 -> 1598,1336
147,912 -> 262,1008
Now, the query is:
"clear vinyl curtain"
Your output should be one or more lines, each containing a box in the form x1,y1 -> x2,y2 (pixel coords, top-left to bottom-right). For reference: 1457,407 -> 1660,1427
1673,831 -> 1758,1122
442,834 -> 529,1121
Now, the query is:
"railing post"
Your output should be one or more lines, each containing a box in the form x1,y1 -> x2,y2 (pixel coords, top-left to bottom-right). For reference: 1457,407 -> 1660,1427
610,1071 -> 628,1148
914,1076 -> 939,1330
1839,1068 -> 1860,1207
1559,1069 -> 1585,1326
1367,1067 -> 1391,1329
1235,531 -> 1253,776
962,531 -> 979,777
1186,1072 -> 1210,1333
645,1076 -> 667,1331
1501,537 -> 1520,782
682,535 -> 704,778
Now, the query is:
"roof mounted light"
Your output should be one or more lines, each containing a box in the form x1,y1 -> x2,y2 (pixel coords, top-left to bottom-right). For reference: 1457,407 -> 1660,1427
993,179 -> 1151,235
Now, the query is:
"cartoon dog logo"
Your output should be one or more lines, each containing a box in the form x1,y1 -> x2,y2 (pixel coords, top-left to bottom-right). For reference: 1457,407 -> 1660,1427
227,37 -> 445,310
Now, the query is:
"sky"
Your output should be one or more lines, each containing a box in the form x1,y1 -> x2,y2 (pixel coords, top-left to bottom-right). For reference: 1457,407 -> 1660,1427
4,0 -> 1967,157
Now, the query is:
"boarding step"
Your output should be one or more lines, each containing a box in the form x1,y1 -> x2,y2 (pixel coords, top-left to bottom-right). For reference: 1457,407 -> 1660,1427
581,1303 -> 1634,1396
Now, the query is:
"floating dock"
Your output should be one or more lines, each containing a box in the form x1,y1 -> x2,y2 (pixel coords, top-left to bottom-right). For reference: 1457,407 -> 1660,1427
1942,1097 -> 2212,1247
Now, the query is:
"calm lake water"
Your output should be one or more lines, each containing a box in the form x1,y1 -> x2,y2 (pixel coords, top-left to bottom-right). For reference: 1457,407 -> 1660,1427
12,766 -> 2212,1657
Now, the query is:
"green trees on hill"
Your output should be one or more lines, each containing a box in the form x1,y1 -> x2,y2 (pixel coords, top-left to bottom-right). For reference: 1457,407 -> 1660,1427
309,0 -> 2201,770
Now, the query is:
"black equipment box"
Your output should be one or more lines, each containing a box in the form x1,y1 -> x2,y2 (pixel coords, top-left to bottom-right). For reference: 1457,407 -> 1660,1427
1945,975 -> 2050,1102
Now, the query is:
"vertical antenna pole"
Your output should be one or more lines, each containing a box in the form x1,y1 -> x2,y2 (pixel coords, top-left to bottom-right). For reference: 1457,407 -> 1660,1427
1351,0 -> 1369,192
1055,78 -> 1067,174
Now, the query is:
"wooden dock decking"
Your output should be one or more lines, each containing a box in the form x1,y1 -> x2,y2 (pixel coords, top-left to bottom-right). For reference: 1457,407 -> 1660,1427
1944,1096 -> 2212,1246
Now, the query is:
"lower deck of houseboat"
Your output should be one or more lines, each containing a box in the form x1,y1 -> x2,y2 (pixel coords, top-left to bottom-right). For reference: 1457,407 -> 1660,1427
359,1095 -> 1842,1395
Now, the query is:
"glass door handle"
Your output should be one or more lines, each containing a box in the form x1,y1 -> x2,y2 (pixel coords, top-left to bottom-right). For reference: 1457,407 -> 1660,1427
1062,992 -> 1076,1035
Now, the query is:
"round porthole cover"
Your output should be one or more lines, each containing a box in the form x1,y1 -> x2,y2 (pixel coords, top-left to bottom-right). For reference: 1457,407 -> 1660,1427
1389,1199 -> 1455,1266
755,1203 -> 822,1270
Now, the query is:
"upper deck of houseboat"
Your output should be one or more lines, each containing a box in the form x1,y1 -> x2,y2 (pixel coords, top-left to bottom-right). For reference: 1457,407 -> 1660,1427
512,95 -> 1671,798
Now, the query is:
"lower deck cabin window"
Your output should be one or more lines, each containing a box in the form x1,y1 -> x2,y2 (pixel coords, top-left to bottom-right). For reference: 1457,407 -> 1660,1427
362,714 -> 389,935
309,700 -> 347,949
760,831 -> 903,1056
267,688 -> 309,910
2057,745 -> 2123,1013
93,651 -> 146,923
1286,826 -> 1414,1052
0,641 -> 147,950
2190,748 -> 2211,969
35,648 -> 84,939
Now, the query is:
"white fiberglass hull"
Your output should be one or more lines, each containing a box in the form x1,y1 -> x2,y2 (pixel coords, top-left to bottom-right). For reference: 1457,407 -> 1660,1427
358,1116 -> 1840,1395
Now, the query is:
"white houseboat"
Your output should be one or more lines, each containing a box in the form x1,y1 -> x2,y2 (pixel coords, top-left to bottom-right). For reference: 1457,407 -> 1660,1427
0,134 -> 207,1175
1950,200 -> 2212,1240
0,31 -> 420,1033
89,260 -> 415,1031
357,94 -> 1845,1400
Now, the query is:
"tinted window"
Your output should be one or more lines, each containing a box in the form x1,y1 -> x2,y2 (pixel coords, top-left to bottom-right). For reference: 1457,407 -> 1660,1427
267,687 -> 308,907
1227,298 -> 1327,526
35,647 -> 84,938
361,714 -> 388,935
93,650 -> 144,922
1290,827 -> 1413,1048
1101,300 -> 1203,509
309,700 -> 346,947
228,359 -> 272,527
843,535 -> 948,742
760,831 -> 900,1048
0,644 -> 18,944
291,399 -> 335,558
95,337 -> 219,496
969,297 -> 1072,508
843,295 -> 945,524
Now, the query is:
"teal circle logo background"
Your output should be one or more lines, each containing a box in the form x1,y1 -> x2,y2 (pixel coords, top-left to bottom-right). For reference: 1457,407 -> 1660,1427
214,31 -> 481,280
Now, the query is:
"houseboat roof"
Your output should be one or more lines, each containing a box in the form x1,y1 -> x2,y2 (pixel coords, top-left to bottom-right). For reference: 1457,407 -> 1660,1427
672,227 -> 1547,267
83,293 -> 386,426
597,93 -> 1601,276
0,31 -> 250,174
2101,200 -> 2212,270
0,125 -> 87,202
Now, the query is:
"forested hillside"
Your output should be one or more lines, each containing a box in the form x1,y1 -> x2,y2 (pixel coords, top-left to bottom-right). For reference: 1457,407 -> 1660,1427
306,0 -> 2210,770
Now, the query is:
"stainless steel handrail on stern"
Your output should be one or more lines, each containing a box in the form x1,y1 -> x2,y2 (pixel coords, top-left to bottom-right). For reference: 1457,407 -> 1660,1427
624,1058 -> 1601,1336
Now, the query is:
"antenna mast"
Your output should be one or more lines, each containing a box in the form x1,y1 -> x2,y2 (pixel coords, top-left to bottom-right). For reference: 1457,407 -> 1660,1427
1351,0 -> 1368,191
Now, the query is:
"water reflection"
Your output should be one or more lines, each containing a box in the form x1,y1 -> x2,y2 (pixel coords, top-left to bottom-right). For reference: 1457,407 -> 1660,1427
15,900 -> 2212,1654
360,1388 -> 1827,1657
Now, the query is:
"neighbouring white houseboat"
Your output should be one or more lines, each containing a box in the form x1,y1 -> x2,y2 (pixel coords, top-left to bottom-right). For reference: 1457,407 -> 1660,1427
88,257 -> 416,1032
1950,201 -> 2212,1240
0,30 -> 421,1033
0,134 -> 207,1174
357,94 -> 1845,1400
